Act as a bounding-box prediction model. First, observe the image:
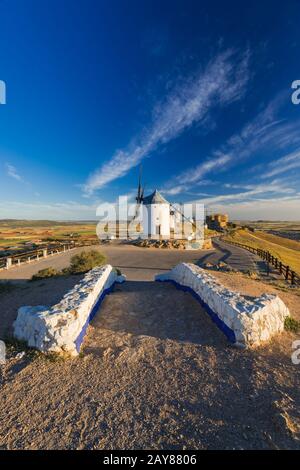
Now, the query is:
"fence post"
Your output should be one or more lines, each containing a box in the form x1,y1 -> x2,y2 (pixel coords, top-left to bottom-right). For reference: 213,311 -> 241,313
285,266 -> 290,281
6,257 -> 12,270
266,252 -> 270,275
291,271 -> 295,285
43,249 -> 47,258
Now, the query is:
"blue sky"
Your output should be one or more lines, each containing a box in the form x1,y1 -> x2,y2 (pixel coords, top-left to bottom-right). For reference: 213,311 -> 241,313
0,0 -> 299,220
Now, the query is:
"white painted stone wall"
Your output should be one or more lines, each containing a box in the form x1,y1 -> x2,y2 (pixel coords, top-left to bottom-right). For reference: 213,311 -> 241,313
155,263 -> 290,347
14,265 -> 125,356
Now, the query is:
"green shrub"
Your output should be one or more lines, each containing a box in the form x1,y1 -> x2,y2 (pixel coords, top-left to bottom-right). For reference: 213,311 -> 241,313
31,267 -> 60,281
68,250 -> 106,274
284,317 -> 300,333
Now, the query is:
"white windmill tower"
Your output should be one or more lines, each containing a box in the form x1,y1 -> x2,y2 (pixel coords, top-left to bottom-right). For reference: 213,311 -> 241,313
132,169 -> 201,241
132,168 -> 171,239
142,189 -> 171,239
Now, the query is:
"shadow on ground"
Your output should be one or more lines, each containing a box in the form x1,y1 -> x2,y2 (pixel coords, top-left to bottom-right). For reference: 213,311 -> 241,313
84,280 -> 229,351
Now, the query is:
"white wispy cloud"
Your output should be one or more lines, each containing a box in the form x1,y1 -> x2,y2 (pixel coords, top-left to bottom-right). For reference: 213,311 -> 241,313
161,94 -> 300,196
161,154 -> 232,195
5,163 -> 23,182
193,181 -> 295,206
185,179 -> 299,220
0,200 -> 98,220
262,148 -> 300,178
82,49 -> 250,195
206,196 -> 300,221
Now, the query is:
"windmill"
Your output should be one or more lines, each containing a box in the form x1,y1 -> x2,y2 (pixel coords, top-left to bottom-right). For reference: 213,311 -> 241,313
125,167 -> 145,238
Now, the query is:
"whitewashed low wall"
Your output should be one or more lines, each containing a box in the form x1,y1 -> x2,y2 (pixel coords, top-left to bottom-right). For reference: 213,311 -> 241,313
155,263 -> 289,347
14,265 -> 125,356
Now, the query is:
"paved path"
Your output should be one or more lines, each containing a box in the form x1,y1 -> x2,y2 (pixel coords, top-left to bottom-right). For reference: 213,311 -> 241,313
210,239 -> 262,272
0,239 -> 266,282
0,245 -> 204,281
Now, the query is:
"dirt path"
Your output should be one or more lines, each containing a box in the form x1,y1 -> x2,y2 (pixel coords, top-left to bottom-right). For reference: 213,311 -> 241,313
0,274 -> 300,449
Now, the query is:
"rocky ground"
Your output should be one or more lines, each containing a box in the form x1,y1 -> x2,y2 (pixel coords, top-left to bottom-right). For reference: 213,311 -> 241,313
134,239 -> 212,250
0,268 -> 299,450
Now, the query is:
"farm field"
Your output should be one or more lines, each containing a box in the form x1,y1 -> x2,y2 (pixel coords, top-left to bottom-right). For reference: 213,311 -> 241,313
235,221 -> 300,241
0,219 -> 217,256
0,220 -> 98,253
224,229 -> 300,275
235,221 -> 300,232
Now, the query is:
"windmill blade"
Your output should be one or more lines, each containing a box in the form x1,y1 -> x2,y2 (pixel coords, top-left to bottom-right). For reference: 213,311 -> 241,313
136,165 -> 143,204
134,203 -> 140,220
132,166 -> 144,221
169,201 -> 200,238
140,184 -> 145,201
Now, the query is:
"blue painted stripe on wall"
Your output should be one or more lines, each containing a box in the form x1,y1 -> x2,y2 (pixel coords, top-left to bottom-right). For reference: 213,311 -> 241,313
75,279 -> 125,353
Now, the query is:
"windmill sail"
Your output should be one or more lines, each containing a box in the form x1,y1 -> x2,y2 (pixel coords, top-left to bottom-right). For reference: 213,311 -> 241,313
133,166 -> 144,220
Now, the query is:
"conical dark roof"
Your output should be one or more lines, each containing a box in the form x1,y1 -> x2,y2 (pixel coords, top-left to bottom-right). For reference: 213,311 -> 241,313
143,189 -> 169,205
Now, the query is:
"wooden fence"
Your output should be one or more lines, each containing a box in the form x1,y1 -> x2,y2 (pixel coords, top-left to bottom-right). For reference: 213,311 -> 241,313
0,240 -> 99,271
223,238 -> 300,286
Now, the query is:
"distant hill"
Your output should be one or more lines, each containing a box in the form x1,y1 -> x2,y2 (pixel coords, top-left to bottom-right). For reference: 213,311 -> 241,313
0,219 -> 97,228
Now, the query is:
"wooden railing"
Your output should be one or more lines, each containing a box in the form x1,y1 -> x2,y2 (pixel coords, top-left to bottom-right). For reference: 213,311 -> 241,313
222,238 -> 300,286
0,239 -> 99,271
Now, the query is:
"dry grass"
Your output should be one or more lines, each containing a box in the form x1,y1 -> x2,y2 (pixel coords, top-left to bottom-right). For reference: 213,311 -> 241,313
249,231 -> 300,252
236,221 -> 300,231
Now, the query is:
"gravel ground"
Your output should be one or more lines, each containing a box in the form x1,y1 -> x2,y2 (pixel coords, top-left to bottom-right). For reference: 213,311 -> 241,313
0,270 -> 299,450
